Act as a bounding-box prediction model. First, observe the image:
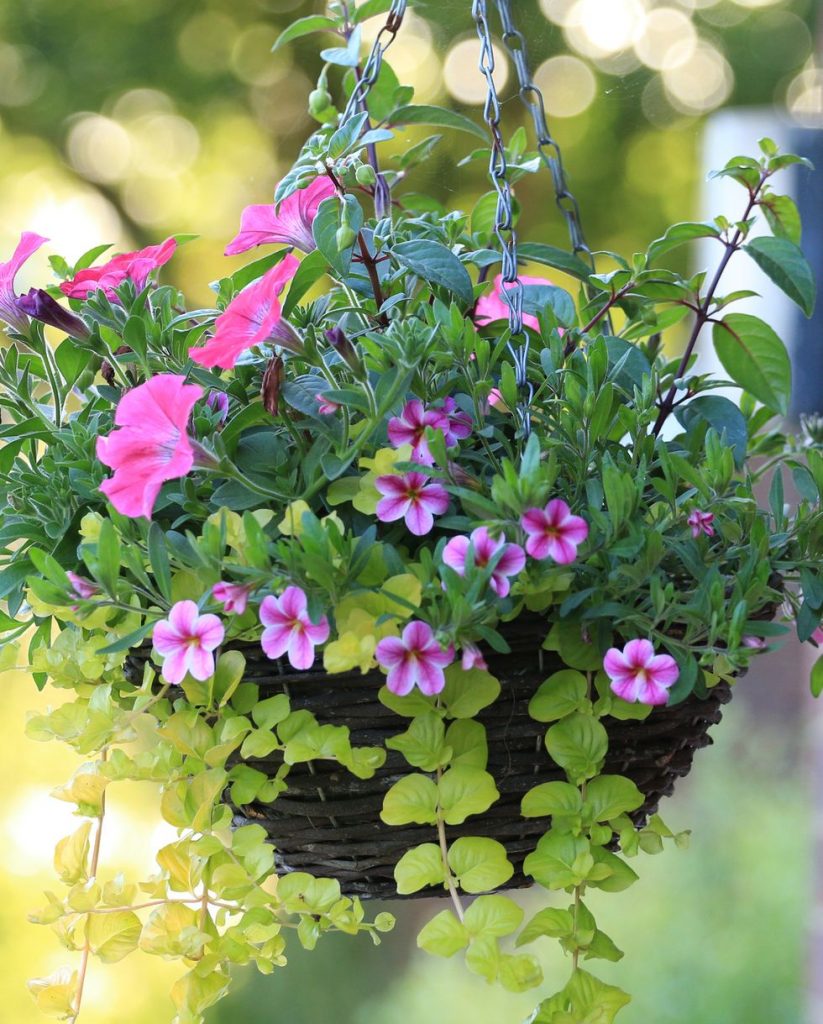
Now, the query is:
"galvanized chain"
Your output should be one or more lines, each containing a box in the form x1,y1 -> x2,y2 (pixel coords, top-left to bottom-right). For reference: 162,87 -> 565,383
472,0 -> 533,437
493,0 -> 595,268
341,0 -> 407,218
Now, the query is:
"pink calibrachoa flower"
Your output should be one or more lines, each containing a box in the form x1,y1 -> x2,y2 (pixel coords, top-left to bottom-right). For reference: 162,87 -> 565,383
152,600 -> 225,685
225,177 -> 335,256
521,500 -> 589,564
442,527 -> 526,598
475,273 -> 553,333
67,571 -> 98,601
375,472 -> 449,536
259,586 -> 330,670
688,509 -> 715,538
0,231 -> 48,333
438,397 -> 473,446
96,374 -> 204,519
212,582 -> 252,615
812,628 -> 823,645
315,394 -> 341,416
387,399 -> 450,464
742,635 -> 768,650
61,237 -> 177,301
189,254 -> 300,370
461,642 -> 488,672
375,620 -> 455,696
604,639 -> 679,706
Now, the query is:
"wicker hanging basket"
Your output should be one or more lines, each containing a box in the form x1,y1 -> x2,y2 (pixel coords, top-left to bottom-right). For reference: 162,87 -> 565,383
127,619 -> 732,900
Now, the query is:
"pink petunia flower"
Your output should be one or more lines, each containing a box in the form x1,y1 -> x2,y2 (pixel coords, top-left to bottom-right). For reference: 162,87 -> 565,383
0,231 -> 49,333
688,509 -> 715,539
387,400 -> 450,465
152,600 -> 225,685
603,639 -> 679,706
259,586 -> 330,670
521,500 -> 589,564
375,620 -> 454,696
96,373 -> 204,519
375,472 -> 449,536
812,628 -> 823,645
225,178 -> 335,256
212,581 -> 252,615
442,527 -> 526,598
461,642 -> 488,672
438,397 -> 473,446
315,394 -> 341,416
67,571 -> 98,601
61,237 -> 177,301
475,274 -> 553,333
188,254 -> 300,370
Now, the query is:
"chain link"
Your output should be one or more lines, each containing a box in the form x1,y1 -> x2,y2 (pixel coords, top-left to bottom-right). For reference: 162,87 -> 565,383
341,0 -> 407,218
472,0 -> 533,437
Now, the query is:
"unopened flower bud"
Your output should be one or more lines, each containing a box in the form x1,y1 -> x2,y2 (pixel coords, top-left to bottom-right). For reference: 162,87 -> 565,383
325,326 -> 364,376
335,225 -> 357,251
309,88 -> 333,116
261,355 -> 285,416
355,164 -> 377,187
16,288 -> 90,341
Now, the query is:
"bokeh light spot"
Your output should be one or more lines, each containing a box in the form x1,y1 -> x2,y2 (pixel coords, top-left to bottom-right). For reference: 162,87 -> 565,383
534,56 -> 597,118
444,38 -> 508,105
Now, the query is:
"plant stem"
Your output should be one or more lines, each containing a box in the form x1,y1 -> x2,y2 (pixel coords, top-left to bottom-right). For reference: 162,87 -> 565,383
435,764 -> 465,923
565,282 -> 635,358
358,232 -> 389,326
652,172 -> 768,437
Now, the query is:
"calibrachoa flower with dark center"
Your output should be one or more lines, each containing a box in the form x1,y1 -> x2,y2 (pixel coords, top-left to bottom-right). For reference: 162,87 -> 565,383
225,177 -> 335,255
96,373 -> 204,519
61,237 -> 177,300
152,600 -> 225,686
0,231 -> 48,333
212,582 -> 252,615
688,509 -> 715,538
67,572 -> 98,601
460,642 -> 488,671
387,399 -> 450,464
603,639 -> 679,705
521,500 -> 589,564
259,586 -> 330,670
375,471 -> 449,536
438,397 -> 473,446
443,527 -> 526,598
189,254 -> 300,370
375,621 -> 454,696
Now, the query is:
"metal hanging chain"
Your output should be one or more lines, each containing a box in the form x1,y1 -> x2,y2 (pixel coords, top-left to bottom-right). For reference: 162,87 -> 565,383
472,0 -> 534,438
341,0 -> 408,218
493,0 -> 595,268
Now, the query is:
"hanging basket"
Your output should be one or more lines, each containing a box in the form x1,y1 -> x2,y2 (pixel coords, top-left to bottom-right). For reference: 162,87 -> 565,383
127,618 -> 732,900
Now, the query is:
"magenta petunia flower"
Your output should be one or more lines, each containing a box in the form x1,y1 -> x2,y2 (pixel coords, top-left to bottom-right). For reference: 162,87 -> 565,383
387,400 -> 450,465
461,642 -> 488,672
474,273 -> 552,333
0,231 -> 49,333
212,581 -> 252,615
442,527 -> 525,598
152,600 -> 225,685
67,571 -> 98,601
438,397 -> 473,446
188,254 -> 299,370
225,177 -> 335,256
375,620 -> 454,696
521,500 -> 588,564
375,472 -> 449,536
687,509 -> 715,538
259,586 -> 330,670
61,237 -> 177,301
603,639 -> 679,706
315,394 -> 341,416
96,373 -> 204,519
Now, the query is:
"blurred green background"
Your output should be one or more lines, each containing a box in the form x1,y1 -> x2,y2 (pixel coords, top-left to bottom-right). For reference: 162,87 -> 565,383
1,0 -> 820,1021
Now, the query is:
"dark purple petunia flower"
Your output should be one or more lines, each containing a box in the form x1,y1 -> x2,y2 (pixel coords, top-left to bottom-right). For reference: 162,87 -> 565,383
17,288 -> 90,340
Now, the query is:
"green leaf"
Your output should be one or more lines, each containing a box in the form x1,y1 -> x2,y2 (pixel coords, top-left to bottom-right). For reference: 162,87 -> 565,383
712,314 -> 791,415
521,780 -> 583,819
463,893 -> 523,936
96,518 -> 121,597
385,711 -> 449,771
378,684 -> 435,718
252,693 -> 291,729
584,775 -> 644,821
381,773 -> 438,825
523,832 -> 591,889
811,654 -> 823,698
648,221 -> 721,263
281,248 -> 327,318
352,0 -> 393,21
394,843 -> 445,894
675,394 -> 748,467
499,952 -> 544,993
147,522 -> 172,602
744,236 -> 815,316
393,239 -> 474,307
86,910 -> 142,963
441,665 -> 501,718
586,929 -> 625,963
321,26 -> 362,68
534,968 -> 631,1024
448,837 -> 514,894
313,196 -> 356,277
518,242 -> 592,281
545,713 -> 608,785
588,847 -> 639,892
528,670 -> 589,722
438,766 -> 499,825
445,719 -> 488,769
516,906 -> 574,946
390,103 -> 486,140
272,15 -> 338,51
213,650 -> 247,707
761,193 -> 802,244
417,909 -> 469,957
